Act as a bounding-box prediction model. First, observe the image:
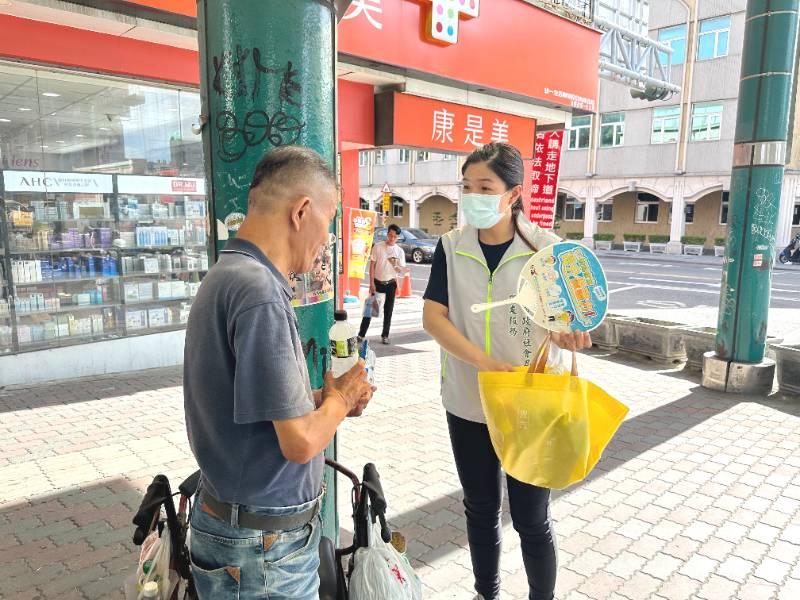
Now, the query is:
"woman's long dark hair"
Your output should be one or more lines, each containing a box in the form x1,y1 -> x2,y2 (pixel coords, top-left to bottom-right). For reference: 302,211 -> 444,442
461,142 -> 537,251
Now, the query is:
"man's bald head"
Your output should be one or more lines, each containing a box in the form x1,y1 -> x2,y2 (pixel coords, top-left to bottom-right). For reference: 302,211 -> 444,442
247,145 -> 337,213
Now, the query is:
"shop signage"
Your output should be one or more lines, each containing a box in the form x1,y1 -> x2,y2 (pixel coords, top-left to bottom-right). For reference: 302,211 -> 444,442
377,92 -> 537,156
117,175 -> 206,196
382,183 -> 391,214
347,208 -> 378,279
528,130 -> 564,229
339,0 -> 599,111
2,171 -> 113,194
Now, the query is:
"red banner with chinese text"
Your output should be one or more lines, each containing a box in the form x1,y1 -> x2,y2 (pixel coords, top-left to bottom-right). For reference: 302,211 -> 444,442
528,130 -> 564,229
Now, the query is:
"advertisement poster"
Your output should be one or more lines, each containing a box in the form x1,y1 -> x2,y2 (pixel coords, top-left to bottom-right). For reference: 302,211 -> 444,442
347,208 -> 378,279
526,242 -> 608,333
290,233 -> 335,307
529,130 -> 564,229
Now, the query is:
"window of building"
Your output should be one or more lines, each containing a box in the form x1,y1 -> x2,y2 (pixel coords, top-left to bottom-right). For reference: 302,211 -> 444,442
564,197 -> 585,221
691,103 -> 723,141
359,198 -> 369,210
793,203 -> 800,226
600,112 -> 625,147
441,153 -> 456,160
636,193 -> 660,223
399,149 -> 411,164
597,203 -> 613,222
658,24 -> 687,65
417,151 -> 431,162
374,150 -> 386,165
685,204 -> 695,224
698,16 -> 731,61
720,192 -> 730,224
568,115 -> 592,150
392,199 -> 405,218
651,106 -> 681,144
358,151 -> 369,167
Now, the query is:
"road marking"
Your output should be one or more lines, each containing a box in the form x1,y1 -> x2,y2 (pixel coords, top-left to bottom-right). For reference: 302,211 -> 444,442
608,285 -> 639,295
637,272 -> 721,281
607,280 -> 800,302
636,300 -> 687,309
630,276 -> 720,288
604,270 -> 636,274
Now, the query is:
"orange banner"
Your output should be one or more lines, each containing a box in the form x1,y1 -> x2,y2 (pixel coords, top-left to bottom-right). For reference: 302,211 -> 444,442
380,93 -> 537,157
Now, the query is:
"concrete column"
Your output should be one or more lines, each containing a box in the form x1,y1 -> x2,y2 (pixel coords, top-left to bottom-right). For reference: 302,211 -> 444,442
668,179 -> 686,254
408,197 -> 419,228
582,187 -> 597,247
777,174 -> 798,247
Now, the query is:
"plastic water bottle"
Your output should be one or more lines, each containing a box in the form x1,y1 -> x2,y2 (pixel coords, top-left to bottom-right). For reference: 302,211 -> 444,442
329,310 -> 358,378
359,339 -> 376,386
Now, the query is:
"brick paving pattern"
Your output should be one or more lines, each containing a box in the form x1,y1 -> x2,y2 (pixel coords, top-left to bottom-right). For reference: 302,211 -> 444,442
1,330 -> 799,599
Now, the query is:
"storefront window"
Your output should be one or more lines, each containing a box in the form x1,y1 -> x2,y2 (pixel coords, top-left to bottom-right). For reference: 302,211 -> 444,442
0,63 -> 209,355
392,199 -> 404,218
793,203 -> 800,226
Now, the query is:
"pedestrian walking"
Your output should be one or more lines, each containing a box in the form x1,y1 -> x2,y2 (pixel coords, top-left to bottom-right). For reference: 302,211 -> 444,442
183,145 -> 374,600
359,223 -> 406,344
422,143 -> 592,600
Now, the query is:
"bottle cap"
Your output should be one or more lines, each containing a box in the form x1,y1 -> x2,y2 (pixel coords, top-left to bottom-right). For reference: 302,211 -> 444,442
142,581 -> 159,596
334,310 -> 348,321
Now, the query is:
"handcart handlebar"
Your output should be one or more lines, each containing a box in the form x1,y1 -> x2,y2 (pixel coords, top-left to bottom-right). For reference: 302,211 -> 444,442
362,463 -> 391,543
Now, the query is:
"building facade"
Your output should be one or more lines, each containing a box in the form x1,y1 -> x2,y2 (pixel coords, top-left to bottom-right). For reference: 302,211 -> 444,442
366,0 -> 800,252
558,0 -> 800,251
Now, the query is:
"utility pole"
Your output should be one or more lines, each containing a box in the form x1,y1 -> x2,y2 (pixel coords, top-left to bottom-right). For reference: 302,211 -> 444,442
197,0 -> 339,536
703,0 -> 800,394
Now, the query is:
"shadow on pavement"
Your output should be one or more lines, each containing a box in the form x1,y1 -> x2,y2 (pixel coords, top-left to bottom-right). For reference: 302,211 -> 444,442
0,367 -> 183,414
1,478 -> 147,599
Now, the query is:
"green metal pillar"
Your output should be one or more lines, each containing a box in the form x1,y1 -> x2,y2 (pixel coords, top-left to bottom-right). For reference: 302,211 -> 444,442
704,0 -> 800,393
197,0 -> 339,537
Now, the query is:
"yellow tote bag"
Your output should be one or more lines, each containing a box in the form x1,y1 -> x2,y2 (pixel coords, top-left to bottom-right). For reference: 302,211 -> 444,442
478,339 -> 628,490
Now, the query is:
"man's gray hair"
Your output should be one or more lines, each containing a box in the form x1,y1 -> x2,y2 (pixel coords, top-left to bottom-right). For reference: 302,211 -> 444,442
249,145 -> 336,193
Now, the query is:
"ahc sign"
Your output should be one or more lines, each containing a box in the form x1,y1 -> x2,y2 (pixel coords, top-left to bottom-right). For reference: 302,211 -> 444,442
2,171 -> 113,194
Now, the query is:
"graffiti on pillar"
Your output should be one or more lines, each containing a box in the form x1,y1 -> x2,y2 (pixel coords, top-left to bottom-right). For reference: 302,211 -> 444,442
750,187 -> 778,246
302,336 -> 329,382
212,50 -> 307,164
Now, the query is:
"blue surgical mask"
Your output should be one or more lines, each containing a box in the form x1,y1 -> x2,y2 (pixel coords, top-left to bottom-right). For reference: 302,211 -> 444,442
461,193 -> 505,229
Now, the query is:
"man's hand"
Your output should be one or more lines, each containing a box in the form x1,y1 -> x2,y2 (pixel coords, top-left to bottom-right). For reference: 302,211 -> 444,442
477,356 -> 515,372
323,360 -> 374,415
551,331 -> 592,352
347,384 -> 377,417
369,284 -> 376,296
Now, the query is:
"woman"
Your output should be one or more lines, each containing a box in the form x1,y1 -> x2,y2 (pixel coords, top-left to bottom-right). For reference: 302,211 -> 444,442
422,143 -> 591,600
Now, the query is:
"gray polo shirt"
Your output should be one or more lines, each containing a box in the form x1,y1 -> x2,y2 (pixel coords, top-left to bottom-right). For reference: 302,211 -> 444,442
184,238 -> 322,508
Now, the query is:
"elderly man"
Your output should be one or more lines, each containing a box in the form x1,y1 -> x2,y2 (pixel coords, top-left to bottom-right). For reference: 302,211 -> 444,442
184,145 -> 373,600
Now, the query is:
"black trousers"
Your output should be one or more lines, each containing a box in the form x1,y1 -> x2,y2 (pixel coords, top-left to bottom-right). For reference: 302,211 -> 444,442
447,412 -> 557,600
358,279 -> 397,339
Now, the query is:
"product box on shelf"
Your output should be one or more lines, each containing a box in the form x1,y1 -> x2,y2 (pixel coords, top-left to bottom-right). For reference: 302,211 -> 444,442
157,282 -> 173,299
142,257 -> 160,274
91,315 -> 104,334
171,281 -> 187,298
179,302 -> 191,324
138,282 -> 154,301
17,325 -> 32,344
187,282 -> 200,297
148,307 -> 171,328
75,293 -> 92,306
126,309 -> 147,330
124,283 -> 140,303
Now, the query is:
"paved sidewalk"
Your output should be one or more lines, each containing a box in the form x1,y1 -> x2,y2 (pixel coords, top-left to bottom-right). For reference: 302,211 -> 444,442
1,332 -> 800,599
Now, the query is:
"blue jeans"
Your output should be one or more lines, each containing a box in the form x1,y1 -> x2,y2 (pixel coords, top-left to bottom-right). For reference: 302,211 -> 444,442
189,492 -> 322,600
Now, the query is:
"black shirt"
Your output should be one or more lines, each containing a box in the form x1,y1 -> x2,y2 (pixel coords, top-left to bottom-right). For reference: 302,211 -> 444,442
423,237 -> 514,308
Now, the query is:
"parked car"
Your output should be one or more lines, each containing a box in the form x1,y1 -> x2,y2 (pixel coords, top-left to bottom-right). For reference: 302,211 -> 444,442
373,227 -> 439,264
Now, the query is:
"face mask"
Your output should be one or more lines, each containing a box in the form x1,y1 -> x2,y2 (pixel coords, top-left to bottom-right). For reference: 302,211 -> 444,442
461,193 -> 506,229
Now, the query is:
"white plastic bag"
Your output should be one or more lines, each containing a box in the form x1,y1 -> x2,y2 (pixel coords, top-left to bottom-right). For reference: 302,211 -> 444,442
363,294 -> 381,318
124,528 -> 179,600
349,525 -> 422,600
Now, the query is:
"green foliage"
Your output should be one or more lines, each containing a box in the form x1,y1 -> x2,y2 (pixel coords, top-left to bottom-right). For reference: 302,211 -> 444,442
648,235 -> 670,244
565,232 -> 584,240
623,234 -> 646,242
681,236 -> 707,245
593,233 -> 615,242
715,237 -> 726,246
